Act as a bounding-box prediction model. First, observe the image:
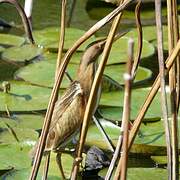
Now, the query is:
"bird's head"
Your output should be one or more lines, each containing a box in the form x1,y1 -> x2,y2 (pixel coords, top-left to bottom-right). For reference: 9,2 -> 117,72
76,39 -> 106,93
77,38 -> 106,81
80,38 -> 106,68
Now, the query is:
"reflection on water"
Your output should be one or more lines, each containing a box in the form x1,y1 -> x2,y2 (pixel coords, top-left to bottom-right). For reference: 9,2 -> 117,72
0,0 -> 60,30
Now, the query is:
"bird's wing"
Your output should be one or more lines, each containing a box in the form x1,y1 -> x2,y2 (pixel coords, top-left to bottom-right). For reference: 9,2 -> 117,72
45,81 -> 85,151
49,81 -> 83,131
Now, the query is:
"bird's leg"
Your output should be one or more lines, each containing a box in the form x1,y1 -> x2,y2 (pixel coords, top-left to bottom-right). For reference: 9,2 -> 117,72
56,152 -> 66,180
93,116 -> 115,152
42,152 -> 51,180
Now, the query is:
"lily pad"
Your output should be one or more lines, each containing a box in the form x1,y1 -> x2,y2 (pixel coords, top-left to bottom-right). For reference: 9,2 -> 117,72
0,34 -> 25,47
98,106 -> 160,123
2,44 -> 43,63
126,26 -> 169,50
0,46 -> 5,52
0,114 -> 44,130
104,64 -> 152,84
15,56 -> 78,88
135,118 -> 180,147
99,167 -> 168,180
33,27 -> 96,51
106,36 -> 155,64
100,87 -> 170,120
0,81 -> 52,112
0,144 -> 32,170
0,117 -> 17,128
86,119 -> 168,154
0,148 -> 74,179
0,127 -> 38,145
0,59 -> 19,81
151,155 -> 180,165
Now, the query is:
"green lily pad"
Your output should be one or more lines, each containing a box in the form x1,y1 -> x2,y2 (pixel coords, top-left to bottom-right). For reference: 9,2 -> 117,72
0,114 -> 44,130
0,81 -> 52,112
106,36 -> 155,64
126,26 -> 169,51
99,167 -> 168,180
0,46 -> 5,52
100,87 -> 170,120
86,119 -> 168,154
102,75 -> 124,92
151,155 -> 180,165
2,44 -> 43,63
0,117 -> 17,128
104,64 -> 152,84
15,55 -> 79,88
98,106 -> 123,122
0,144 -> 32,170
0,34 -> 25,47
135,118 -> 180,146
99,106 -> 160,123
0,58 -> 19,81
33,27 -> 96,51
0,127 -> 38,145
0,147 -> 74,179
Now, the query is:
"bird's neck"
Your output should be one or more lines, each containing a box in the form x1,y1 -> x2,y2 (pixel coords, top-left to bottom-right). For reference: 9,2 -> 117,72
76,63 -> 95,101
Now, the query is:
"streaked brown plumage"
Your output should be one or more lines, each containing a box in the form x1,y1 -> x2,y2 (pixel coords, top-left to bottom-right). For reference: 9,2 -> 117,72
30,40 -> 106,179
45,40 -> 105,153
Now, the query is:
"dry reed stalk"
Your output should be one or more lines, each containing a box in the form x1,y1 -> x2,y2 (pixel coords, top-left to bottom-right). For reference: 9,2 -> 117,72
71,3 -> 124,180
43,1 -> 67,178
56,0 -> 67,75
155,1 -> 172,179
117,36 -> 180,177
29,1 -> 134,179
114,39 -> 133,180
105,2 -> 141,179
167,0 -> 179,179
42,153 -> 50,180
0,0 -> 34,44
131,0 -> 142,79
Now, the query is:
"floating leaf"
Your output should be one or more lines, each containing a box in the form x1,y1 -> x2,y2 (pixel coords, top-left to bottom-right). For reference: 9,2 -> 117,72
104,64 -> 152,84
86,119 -> 168,155
0,81 -> 52,112
135,118 -> 180,147
0,59 -> 19,81
0,46 -> 5,52
2,44 -> 43,63
99,106 -> 160,123
0,34 -> 25,47
100,87 -> 170,119
0,117 -> 17,128
0,144 -> 31,170
0,114 -> 44,130
98,106 -> 123,122
33,27 -> 96,51
99,167 -> 168,180
106,36 -> 155,64
126,26 -> 169,50
15,55 -> 78,88
0,127 -> 38,144
0,149 -> 74,179
151,155 -> 180,165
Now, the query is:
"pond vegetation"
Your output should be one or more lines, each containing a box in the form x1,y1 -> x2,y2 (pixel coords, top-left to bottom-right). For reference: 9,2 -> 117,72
0,0 -> 179,179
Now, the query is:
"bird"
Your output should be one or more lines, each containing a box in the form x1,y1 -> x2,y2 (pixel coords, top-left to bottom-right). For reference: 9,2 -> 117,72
31,39 -> 106,179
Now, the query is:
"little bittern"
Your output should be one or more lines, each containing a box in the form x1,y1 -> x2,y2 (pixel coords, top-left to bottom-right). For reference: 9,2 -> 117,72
32,39 -> 106,179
